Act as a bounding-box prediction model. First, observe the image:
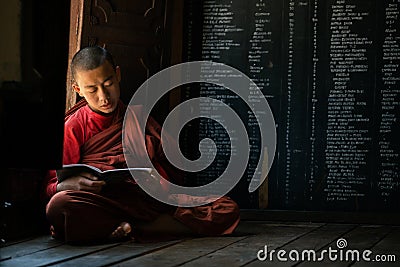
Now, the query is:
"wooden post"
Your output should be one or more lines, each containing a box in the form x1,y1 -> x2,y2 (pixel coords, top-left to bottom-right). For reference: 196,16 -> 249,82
66,0 -> 85,111
258,146 -> 269,209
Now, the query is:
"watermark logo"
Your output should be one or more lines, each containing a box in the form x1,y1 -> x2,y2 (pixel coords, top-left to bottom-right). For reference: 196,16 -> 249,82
336,238 -> 347,249
257,238 -> 397,263
122,61 -> 276,207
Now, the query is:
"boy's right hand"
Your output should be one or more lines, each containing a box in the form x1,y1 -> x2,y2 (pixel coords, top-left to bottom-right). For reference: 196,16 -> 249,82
56,172 -> 106,193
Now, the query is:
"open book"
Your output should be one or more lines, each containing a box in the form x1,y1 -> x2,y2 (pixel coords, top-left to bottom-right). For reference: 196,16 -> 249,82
56,163 -> 154,183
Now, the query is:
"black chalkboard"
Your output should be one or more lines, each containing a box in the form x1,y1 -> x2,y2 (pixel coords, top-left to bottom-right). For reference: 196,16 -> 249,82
180,0 -> 399,212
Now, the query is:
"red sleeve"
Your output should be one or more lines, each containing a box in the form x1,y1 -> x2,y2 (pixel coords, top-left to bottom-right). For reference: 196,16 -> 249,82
42,117 -> 85,201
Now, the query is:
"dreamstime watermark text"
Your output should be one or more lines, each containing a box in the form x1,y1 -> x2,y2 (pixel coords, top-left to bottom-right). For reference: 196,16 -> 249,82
257,238 -> 397,263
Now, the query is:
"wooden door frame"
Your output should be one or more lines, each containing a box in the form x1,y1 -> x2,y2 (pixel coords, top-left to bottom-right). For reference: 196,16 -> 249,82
66,0 -> 85,111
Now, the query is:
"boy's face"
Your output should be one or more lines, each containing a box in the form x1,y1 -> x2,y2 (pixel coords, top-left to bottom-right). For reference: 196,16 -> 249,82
72,61 -> 121,114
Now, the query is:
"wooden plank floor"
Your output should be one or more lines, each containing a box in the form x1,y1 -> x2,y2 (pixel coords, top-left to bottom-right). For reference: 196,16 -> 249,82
0,221 -> 398,267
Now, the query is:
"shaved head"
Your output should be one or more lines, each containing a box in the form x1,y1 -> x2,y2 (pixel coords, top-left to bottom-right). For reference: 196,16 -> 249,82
71,46 -> 116,82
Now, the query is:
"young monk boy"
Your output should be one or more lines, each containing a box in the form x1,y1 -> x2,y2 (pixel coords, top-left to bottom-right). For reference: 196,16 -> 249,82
42,46 -> 240,244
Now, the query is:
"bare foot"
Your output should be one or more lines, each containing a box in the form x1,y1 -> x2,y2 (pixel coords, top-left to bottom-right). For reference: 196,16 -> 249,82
109,222 -> 133,241
50,225 -> 57,239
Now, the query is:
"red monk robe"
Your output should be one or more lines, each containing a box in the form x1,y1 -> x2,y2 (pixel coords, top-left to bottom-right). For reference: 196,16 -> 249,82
43,99 -> 240,243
